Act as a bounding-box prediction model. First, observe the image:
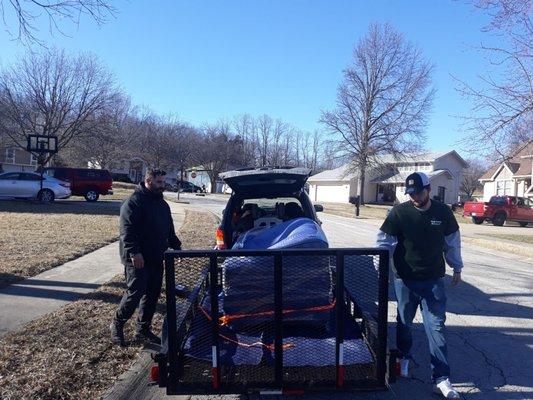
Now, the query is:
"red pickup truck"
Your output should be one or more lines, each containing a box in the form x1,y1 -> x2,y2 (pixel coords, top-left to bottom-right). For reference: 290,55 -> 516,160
463,196 -> 533,227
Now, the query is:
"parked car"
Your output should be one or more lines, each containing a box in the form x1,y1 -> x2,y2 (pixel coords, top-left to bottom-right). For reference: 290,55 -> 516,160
42,167 -> 113,202
111,172 -> 132,183
463,195 -> 533,226
216,166 -> 323,249
164,182 -> 177,192
177,180 -> 204,193
0,172 -> 71,202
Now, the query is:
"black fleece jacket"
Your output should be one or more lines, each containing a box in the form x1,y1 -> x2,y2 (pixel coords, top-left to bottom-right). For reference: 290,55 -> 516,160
119,182 -> 181,266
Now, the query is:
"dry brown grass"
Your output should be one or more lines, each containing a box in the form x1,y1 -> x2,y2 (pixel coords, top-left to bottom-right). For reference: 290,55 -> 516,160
0,205 -> 118,287
481,234 -> 533,245
322,202 -> 470,224
0,188 -> 134,287
461,236 -> 533,258
112,182 -> 137,190
320,202 -> 391,220
0,210 -> 217,400
101,187 -> 134,201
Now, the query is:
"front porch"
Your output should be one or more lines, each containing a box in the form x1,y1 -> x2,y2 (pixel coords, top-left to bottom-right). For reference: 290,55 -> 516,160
372,183 -> 397,204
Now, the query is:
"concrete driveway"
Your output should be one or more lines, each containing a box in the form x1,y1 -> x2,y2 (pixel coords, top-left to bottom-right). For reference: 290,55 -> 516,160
112,196 -> 532,400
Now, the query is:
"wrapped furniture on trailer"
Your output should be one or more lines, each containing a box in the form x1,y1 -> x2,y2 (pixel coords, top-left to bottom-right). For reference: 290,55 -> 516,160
151,247 -> 399,395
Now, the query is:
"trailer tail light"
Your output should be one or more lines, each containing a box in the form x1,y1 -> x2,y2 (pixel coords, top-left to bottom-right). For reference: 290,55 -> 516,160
395,359 -> 401,376
215,228 -> 226,250
150,365 -> 159,382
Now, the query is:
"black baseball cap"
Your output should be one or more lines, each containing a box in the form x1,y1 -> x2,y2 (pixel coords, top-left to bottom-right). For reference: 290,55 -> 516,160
405,172 -> 430,195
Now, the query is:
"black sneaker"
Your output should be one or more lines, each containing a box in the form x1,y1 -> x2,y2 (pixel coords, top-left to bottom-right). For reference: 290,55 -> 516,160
109,320 -> 126,347
135,329 -> 161,345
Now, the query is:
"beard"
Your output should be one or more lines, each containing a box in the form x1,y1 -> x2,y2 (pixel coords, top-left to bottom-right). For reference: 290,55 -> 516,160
412,196 -> 429,208
150,186 -> 164,194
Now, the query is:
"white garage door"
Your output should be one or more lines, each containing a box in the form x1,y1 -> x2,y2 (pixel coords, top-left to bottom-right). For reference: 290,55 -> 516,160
315,184 -> 350,203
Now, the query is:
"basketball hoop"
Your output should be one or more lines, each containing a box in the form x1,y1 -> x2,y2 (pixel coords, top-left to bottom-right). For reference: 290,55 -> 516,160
26,134 -> 59,196
27,135 -> 58,154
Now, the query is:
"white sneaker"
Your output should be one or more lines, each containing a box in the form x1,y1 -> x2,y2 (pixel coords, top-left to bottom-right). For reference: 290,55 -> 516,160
433,378 -> 460,399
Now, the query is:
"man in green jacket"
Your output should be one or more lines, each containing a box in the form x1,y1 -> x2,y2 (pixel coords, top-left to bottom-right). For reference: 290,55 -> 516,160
376,172 -> 463,399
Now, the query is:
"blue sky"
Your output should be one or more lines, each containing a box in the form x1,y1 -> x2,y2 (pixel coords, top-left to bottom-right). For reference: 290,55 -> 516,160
0,0 -> 497,154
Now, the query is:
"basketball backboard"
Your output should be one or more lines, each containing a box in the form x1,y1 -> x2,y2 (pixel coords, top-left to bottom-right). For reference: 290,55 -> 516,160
26,135 -> 58,154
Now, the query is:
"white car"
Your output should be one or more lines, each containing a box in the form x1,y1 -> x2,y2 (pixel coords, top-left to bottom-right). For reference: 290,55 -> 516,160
0,172 -> 71,202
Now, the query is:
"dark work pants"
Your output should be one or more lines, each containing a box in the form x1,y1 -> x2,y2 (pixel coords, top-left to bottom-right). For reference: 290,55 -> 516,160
115,262 -> 163,333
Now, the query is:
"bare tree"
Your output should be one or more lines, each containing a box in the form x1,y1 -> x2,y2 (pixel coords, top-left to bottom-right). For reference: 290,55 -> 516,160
170,120 -> 201,183
1,0 -> 115,45
460,158 -> 486,200
233,114 -> 257,166
257,114 -> 273,167
456,0 -> 533,160
0,49 -> 118,167
320,23 -> 435,204
132,111 -> 180,171
65,94 -> 133,169
269,119 -> 287,166
193,123 -> 243,193
298,130 -> 311,168
281,127 -> 294,166
310,130 -> 322,172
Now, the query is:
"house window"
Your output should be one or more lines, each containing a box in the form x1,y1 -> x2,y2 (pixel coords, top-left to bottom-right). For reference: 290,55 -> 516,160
5,148 -> 15,164
437,186 -> 446,202
419,162 -> 432,171
496,180 -> 513,195
30,153 -> 38,166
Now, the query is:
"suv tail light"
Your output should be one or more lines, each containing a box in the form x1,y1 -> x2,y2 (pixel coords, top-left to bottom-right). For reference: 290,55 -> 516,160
215,228 -> 226,250
150,364 -> 159,382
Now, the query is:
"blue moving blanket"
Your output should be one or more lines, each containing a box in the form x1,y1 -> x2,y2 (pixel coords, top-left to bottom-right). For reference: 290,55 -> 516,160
232,217 -> 328,250
222,218 -> 333,327
185,293 -> 374,367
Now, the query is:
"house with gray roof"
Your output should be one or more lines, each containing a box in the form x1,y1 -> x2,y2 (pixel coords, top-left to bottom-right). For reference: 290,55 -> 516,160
479,141 -> 533,201
308,150 -> 467,204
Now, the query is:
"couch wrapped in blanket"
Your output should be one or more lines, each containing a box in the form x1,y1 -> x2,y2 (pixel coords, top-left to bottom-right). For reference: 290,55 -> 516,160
221,218 -> 333,328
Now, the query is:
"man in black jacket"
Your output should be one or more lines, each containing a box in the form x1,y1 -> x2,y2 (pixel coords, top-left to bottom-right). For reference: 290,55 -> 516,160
110,169 -> 182,346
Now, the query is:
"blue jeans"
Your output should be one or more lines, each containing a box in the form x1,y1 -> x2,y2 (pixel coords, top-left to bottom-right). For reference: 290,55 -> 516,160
394,277 -> 450,383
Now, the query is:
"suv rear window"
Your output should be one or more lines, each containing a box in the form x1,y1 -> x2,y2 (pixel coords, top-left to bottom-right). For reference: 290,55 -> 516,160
489,197 -> 507,205
241,197 -> 306,220
44,169 -> 65,179
53,169 -> 69,180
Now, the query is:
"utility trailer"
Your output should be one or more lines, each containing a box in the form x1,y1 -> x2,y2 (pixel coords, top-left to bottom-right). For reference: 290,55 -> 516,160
151,248 -> 399,395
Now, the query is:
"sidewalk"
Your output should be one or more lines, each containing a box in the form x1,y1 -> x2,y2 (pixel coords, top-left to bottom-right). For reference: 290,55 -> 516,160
0,201 -> 186,339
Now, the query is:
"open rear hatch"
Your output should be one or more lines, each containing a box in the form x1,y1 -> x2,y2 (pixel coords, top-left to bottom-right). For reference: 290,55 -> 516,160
219,167 -> 311,197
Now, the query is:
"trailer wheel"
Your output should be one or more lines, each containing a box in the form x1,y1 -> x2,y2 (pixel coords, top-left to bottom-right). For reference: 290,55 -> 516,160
472,217 -> 485,225
492,213 -> 507,226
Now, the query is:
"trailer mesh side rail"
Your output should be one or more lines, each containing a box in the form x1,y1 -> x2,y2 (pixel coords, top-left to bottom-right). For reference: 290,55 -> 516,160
162,248 -> 389,395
